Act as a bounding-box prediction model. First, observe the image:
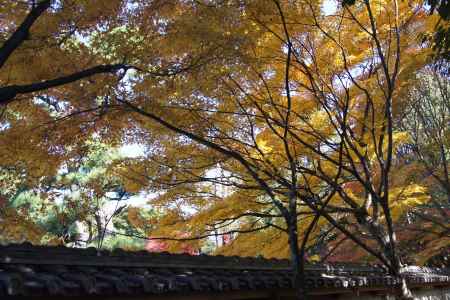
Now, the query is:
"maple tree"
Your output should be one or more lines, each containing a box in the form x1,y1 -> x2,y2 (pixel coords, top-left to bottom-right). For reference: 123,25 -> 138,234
112,1 -> 443,298
0,1 -> 448,299
324,62 -> 449,267
395,65 -> 449,266
0,0 -> 135,106
424,0 -> 449,66
0,0 -> 213,187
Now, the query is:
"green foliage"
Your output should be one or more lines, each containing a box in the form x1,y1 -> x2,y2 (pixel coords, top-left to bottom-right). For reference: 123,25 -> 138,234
90,234 -> 145,251
113,206 -> 157,237
0,140 -> 139,247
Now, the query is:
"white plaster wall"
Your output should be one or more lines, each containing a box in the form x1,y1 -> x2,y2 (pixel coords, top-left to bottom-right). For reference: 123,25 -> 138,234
341,287 -> 450,300
412,287 -> 450,300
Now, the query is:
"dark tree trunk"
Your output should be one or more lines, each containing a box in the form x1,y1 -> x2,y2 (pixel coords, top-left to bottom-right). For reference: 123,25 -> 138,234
380,201 -> 413,300
287,214 -> 307,300
388,244 -> 413,300
94,213 -> 103,248
86,220 -> 93,244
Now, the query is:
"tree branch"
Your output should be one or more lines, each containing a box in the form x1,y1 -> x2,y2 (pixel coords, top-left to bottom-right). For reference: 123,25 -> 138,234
0,0 -> 51,68
0,64 -> 133,105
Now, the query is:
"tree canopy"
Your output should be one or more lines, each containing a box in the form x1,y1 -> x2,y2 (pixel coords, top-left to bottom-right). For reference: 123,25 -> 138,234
0,0 -> 448,299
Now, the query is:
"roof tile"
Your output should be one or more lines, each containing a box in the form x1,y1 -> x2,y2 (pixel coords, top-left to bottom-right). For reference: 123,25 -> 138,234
0,243 -> 448,297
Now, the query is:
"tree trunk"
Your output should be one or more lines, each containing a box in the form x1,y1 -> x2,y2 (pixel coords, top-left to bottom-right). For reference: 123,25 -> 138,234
380,201 -> 413,300
94,213 -> 103,248
387,244 -> 413,300
287,215 -> 307,300
356,210 -> 412,299
86,220 -> 93,244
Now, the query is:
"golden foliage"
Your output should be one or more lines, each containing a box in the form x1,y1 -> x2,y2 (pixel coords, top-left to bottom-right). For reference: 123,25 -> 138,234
0,0 -> 445,265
